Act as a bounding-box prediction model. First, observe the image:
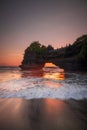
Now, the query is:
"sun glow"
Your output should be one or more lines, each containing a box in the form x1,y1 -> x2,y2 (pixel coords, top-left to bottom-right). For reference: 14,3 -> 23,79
44,62 -> 57,67
43,62 -> 65,80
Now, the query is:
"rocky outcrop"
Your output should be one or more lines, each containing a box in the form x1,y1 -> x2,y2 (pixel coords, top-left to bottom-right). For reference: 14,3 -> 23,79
20,35 -> 87,71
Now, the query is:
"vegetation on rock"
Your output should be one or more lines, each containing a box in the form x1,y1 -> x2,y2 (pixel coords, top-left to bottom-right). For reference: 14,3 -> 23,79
21,34 -> 87,70
22,41 -> 54,65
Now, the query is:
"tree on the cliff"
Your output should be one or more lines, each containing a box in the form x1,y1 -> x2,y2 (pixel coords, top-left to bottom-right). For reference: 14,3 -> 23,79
79,44 -> 87,59
21,34 -> 87,65
22,41 -> 47,64
47,45 -> 54,52
64,35 -> 87,58
75,35 -> 87,43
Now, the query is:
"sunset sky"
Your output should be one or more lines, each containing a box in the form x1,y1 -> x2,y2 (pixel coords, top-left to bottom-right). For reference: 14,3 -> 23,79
0,0 -> 87,66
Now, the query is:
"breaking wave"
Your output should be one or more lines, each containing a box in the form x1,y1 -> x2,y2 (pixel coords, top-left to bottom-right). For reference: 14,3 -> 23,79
0,67 -> 87,100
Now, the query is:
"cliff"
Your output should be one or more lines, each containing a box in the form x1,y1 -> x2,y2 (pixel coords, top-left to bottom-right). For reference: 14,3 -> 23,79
20,35 -> 87,71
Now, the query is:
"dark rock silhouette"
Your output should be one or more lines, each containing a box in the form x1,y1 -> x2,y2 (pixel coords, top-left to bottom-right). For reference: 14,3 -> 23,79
20,35 -> 87,71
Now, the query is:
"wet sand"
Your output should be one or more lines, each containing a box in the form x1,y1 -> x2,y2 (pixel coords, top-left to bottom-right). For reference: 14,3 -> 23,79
0,98 -> 87,130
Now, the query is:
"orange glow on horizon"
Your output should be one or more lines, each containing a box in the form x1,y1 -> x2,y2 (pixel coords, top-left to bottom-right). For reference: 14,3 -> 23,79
0,53 -> 23,66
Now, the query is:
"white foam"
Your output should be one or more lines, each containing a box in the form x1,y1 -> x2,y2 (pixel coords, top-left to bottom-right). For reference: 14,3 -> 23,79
0,67 -> 87,100
0,76 -> 87,100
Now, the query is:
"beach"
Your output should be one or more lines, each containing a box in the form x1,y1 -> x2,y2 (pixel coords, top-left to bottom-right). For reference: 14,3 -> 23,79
0,67 -> 87,129
0,98 -> 87,130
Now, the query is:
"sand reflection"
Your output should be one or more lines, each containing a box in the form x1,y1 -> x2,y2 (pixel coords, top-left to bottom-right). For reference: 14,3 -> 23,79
0,98 -> 22,117
44,99 -> 64,115
0,98 -> 29,129
0,98 -> 87,130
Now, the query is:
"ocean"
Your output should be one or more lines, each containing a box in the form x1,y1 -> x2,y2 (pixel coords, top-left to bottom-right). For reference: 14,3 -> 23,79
0,66 -> 87,100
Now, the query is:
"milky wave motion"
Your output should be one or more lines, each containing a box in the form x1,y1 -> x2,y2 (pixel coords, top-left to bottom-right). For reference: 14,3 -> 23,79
0,67 -> 87,100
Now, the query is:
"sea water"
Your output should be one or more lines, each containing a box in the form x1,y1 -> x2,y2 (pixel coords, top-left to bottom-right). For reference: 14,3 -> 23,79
0,66 -> 87,100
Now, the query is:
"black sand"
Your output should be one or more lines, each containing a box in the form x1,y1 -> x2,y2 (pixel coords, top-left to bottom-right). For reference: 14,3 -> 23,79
0,98 -> 87,130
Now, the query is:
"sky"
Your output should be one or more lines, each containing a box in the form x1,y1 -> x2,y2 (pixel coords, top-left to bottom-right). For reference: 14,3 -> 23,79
0,0 -> 87,66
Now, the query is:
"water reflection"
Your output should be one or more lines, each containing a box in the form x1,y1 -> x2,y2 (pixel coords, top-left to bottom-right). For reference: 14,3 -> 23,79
43,80 -> 62,88
0,63 -> 65,81
21,62 -> 65,80
43,72 -> 65,80
0,70 -> 21,82
21,69 -> 44,78
21,69 -> 65,80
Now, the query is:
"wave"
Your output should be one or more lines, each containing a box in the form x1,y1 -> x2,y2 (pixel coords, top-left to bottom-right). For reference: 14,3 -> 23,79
0,76 -> 87,100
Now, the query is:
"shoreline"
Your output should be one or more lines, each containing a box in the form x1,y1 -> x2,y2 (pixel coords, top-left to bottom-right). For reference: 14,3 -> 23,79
0,98 -> 87,130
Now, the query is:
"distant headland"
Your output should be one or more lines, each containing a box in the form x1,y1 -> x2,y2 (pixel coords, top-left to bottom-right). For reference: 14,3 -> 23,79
20,35 -> 87,71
